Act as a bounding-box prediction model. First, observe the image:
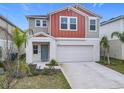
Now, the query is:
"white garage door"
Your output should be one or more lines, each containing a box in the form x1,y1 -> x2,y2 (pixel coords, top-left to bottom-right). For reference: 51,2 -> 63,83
57,45 -> 93,62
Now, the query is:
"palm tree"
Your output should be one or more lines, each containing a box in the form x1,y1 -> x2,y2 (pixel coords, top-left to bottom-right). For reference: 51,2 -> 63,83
111,32 -> 124,43
111,32 -> 124,63
12,27 -> 27,76
100,36 -> 110,64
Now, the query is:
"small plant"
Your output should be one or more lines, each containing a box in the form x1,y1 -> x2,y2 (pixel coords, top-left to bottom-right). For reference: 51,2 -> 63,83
42,67 -> 51,75
46,59 -> 58,74
0,75 -> 7,89
18,60 -> 32,78
46,59 -> 58,66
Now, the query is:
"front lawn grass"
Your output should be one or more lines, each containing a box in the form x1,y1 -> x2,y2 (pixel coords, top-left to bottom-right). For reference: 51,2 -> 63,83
99,57 -> 124,74
13,72 -> 71,89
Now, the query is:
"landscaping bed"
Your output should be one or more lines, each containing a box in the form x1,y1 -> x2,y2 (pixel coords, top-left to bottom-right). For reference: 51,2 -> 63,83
12,70 -> 71,89
99,57 -> 124,74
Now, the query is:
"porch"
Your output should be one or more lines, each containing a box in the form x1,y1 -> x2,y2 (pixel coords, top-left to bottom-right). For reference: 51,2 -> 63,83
26,36 -> 56,64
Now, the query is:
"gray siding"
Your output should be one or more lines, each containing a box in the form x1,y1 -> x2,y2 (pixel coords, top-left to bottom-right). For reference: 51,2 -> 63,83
85,17 -> 99,38
29,18 -> 49,34
0,18 -> 15,35
0,30 -> 11,40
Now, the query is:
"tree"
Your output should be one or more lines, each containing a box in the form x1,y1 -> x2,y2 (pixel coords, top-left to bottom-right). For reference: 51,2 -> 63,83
0,27 -> 17,88
111,32 -> 124,63
11,27 -> 27,77
111,32 -> 124,43
100,36 -> 110,64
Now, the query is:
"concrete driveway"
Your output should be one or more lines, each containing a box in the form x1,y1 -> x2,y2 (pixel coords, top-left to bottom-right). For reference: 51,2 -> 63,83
60,62 -> 124,89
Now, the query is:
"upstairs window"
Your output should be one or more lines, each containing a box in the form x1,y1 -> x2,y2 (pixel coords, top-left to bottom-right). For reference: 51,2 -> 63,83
33,45 -> 38,54
60,16 -> 77,31
42,20 -> 47,27
89,17 -> 97,31
35,19 -> 41,27
35,19 -> 47,27
70,18 -> 77,30
61,17 -> 68,29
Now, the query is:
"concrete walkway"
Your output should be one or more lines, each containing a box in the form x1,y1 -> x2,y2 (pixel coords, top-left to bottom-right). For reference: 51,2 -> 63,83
60,62 -> 124,89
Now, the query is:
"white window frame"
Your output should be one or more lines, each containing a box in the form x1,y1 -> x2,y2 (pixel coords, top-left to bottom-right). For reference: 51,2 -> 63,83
35,19 -> 48,28
35,19 -> 41,27
89,17 -> 97,32
33,45 -> 38,54
60,16 -> 77,31
42,20 -> 48,28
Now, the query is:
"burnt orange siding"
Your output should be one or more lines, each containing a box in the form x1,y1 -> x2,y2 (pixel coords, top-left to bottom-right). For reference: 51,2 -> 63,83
51,9 -> 85,38
74,6 -> 96,16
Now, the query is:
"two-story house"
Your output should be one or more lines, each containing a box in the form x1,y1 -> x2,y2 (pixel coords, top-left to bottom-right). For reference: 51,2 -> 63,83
0,15 -> 21,61
26,4 -> 101,64
100,16 -> 124,60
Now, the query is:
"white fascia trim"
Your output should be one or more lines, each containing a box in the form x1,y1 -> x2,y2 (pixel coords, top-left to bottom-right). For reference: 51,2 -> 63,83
49,6 -> 89,17
70,7 -> 89,17
49,7 -> 70,15
77,5 -> 101,18
29,31 -> 55,40
56,38 -> 100,41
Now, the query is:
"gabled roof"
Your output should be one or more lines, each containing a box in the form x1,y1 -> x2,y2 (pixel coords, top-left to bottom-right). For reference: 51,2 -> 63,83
26,15 -> 48,19
101,15 -> 124,26
0,15 -> 16,27
29,31 -> 55,39
72,4 -> 101,18
0,15 -> 23,32
49,4 -> 101,18
26,4 -> 101,19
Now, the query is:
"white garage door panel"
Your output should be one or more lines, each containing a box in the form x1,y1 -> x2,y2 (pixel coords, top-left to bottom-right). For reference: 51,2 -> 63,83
57,45 -> 93,62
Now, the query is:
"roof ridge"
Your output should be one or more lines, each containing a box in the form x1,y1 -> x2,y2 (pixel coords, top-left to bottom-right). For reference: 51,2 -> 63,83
101,15 -> 124,26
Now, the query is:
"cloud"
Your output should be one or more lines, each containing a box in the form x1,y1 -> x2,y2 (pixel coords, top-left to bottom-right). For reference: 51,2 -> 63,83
92,3 -> 104,8
20,4 -> 30,11
98,3 -> 104,7
93,3 -> 97,7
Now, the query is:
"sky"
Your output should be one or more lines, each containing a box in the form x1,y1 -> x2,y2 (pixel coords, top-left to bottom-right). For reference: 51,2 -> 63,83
0,3 -> 124,30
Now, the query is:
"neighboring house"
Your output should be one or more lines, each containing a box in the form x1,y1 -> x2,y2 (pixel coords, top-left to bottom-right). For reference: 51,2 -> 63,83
0,15 -> 18,61
26,4 -> 101,64
100,15 -> 124,60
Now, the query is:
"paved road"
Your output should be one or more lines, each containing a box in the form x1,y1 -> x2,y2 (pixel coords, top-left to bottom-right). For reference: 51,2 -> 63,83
60,62 -> 124,89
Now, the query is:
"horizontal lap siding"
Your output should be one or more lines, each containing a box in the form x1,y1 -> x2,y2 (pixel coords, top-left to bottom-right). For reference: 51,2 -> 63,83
51,9 -> 85,38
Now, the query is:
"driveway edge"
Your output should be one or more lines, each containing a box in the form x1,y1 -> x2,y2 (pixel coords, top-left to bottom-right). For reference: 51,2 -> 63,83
60,65 -> 73,89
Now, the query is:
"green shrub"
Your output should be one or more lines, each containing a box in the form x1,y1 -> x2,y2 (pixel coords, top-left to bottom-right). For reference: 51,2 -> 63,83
42,67 -> 51,75
28,64 -> 37,75
0,62 -> 4,68
0,75 -> 7,89
46,59 -> 58,66
18,60 -> 32,77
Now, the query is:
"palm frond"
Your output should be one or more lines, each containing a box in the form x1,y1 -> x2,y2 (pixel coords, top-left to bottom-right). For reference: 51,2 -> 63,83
111,32 -> 120,38
100,36 -> 109,48
12,27 -> 27,49
111,31 -> 124,43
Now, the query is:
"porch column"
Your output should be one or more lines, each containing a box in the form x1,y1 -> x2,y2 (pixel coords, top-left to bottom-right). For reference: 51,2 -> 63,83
50,39 -> 56,60
26,39 -> 33,64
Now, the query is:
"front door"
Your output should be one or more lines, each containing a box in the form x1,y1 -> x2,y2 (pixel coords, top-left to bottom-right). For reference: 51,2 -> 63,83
41,45 -> 49,62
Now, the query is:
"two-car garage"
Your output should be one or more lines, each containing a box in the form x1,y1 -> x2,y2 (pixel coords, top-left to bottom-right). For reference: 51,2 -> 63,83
56,38 -> 100,63
57,45 -> 93,62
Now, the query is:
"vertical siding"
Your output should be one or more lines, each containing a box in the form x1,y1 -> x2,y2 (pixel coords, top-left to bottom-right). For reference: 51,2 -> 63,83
51,9 -> 85,38
74,6 -> 96,17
